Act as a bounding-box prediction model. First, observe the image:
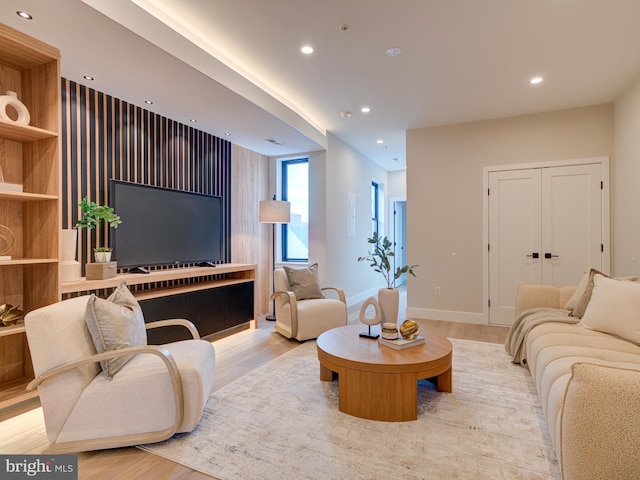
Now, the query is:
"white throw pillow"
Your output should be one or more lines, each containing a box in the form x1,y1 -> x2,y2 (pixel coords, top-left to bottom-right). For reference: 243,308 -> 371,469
579,274 -> 640,345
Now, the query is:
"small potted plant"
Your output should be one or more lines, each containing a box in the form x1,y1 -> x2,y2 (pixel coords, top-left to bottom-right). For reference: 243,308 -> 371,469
76,196 -> 121,263
358,232 -> 418,324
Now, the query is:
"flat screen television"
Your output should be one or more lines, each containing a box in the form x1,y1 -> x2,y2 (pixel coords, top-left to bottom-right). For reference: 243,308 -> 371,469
110,180 -> 223,271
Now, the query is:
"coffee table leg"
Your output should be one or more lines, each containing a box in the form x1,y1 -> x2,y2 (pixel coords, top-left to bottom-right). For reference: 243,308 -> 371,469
319,362 -> 334,381
436,366 -> 452,393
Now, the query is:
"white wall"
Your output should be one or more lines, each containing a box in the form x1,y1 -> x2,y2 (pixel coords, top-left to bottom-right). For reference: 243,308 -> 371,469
323,133 -> 391,303
406,104 -> 614,323
613,74 -> 640,277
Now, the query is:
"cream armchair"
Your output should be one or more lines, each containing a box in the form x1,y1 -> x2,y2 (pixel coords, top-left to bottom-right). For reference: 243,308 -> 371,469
271,267 -> 347,341
25,294 -> 215,454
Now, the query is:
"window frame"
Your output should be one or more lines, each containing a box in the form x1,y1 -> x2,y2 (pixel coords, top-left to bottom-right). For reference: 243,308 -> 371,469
281,157 -> 309,262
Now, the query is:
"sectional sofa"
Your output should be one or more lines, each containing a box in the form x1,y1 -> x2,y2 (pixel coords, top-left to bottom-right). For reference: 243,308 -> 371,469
505,269 -> 640,480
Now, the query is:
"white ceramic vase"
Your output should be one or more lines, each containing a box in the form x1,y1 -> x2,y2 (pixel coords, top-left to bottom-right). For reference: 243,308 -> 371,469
378,287 -> 399,325
0,91 -> 30,125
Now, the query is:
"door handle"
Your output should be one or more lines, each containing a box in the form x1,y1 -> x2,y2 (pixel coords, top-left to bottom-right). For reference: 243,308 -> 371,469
544,253 -> 559,259
526,252 -> 539,259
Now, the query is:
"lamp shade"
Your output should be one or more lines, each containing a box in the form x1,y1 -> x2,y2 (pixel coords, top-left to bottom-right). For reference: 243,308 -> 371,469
259,199 -> 291,224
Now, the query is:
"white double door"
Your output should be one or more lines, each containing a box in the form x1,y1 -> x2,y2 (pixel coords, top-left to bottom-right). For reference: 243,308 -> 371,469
488,162 -> 606,326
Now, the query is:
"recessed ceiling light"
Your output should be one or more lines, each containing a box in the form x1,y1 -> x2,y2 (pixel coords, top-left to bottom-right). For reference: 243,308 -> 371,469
16,11 -> 33,20
144,100 -> 153,105
361,107 -> 371,113
530,76 -> 543,85
376,139 -> 384,144
386,48 -> 401,57
301,45 -> 314,55
83,75 -> 94,81
225,132 -> 231,136
189,119 -> 197,123
340,111 -> 352,118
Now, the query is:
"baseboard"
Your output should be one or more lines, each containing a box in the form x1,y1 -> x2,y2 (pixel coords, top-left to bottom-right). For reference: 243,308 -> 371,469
347,287 -> 381,309
406,307 -> 487,325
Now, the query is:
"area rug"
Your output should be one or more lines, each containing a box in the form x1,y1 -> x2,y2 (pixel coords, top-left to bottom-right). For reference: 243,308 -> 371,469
140,338 -> 560,480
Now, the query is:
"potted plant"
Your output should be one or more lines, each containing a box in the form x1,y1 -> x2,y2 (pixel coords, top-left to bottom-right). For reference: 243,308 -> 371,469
76,196 -> 121,263
358,232 -> 418,324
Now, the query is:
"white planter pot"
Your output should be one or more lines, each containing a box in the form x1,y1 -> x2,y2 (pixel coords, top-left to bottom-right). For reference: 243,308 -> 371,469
94,251 -> 112,263
378,287 -> 399,325
60,229 -> 81,282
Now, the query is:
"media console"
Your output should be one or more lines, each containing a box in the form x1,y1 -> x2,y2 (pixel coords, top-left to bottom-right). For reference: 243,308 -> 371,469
61,263 -> 257,342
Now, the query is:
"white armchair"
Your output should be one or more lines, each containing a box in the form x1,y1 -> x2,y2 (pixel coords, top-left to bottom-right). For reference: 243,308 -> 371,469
271,267 -> 347,341
25,294 -> 215,454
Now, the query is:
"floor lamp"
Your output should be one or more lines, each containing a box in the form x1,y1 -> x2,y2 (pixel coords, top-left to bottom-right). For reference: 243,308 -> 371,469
259,195 -> 291,321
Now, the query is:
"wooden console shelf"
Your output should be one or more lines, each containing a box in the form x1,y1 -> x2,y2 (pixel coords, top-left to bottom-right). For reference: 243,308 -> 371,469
61,263 -> 258,333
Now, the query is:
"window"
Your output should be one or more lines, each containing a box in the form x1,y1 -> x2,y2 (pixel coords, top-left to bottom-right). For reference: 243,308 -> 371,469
281,158 -> 309,261
371,181 -> 380,236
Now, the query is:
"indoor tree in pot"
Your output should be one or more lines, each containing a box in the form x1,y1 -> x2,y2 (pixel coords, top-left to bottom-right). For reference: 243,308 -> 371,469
358,232 -> 418,324
76,196 -> 121,262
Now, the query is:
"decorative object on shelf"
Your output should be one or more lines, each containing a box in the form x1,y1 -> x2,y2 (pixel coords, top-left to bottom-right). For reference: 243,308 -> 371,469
86,260 -> 117,280
0,303 -> 23,327
0,224 -> 16,260
259,194 -> 290,321
0,90 -> 30,125
357,232 -> 418,324
93,247 -> 112,263
60,228 -> 81,281
399,319 -> 420,340
76,196 -> 121,266
381,322 -> 399,340
358,296 -> 381,338
0,165 -> 22,192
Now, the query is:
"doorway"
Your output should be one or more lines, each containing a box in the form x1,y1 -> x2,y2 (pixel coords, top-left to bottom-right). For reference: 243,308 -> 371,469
485,158 -> 610,326
393,200 -> 407,286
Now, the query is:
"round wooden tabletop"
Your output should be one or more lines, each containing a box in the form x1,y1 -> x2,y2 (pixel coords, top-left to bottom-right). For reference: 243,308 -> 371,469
317,324 -> 452,373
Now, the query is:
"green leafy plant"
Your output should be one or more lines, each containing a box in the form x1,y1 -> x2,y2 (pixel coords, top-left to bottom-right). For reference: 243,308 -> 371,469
76,196 -> 121,230
94,246 -> 112,252
358,232 -> 418,288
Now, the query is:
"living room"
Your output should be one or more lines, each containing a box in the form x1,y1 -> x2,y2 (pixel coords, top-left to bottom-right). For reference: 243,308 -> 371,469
2,1 -> 640,479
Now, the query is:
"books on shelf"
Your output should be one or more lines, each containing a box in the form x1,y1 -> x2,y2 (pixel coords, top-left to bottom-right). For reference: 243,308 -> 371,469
378,335 -> 425,350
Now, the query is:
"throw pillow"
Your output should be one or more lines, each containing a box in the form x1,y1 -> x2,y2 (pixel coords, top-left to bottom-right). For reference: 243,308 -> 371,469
564,271 -> 590,313
283,263 -> 324,300
570,268 -> 608,318
579,274 -> 640,345
84,282 -> 147,378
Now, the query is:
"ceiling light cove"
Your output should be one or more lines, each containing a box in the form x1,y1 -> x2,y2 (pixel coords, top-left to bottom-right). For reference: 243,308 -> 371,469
301,45 -> 314,55
530,76 -> 543,85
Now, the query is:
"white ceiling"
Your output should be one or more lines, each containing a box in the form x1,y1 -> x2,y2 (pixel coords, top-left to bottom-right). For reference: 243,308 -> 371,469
4,0 -> 640,171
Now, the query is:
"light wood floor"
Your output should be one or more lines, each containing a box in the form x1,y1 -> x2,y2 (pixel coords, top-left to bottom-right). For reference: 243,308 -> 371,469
0,295 -> 508,480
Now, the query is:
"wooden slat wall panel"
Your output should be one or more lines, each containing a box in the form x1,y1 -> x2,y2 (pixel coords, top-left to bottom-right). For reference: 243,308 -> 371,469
60,79 -> 232,271
231,144 -> 270,316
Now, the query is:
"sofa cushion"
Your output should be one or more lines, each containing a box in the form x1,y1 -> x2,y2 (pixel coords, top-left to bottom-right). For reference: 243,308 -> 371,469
580,274 -> 640,345
569,268 -> 607,318
84,283 -> 147,378
284,263 -> 324,300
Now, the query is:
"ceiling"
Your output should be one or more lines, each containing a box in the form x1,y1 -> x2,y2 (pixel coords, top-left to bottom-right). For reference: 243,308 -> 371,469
4,0 -> 640,171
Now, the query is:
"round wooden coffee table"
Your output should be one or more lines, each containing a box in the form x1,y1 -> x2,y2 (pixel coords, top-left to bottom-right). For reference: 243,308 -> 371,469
316,324 -> 452,422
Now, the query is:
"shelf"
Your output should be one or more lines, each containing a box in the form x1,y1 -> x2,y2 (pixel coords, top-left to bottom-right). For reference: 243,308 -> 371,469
0,377 -> 38,410
0,191 -> 58,201
0,119 -> 58,142
0,323 -> 26,338
0,258 -> 58,266
61,263 -> 256,294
